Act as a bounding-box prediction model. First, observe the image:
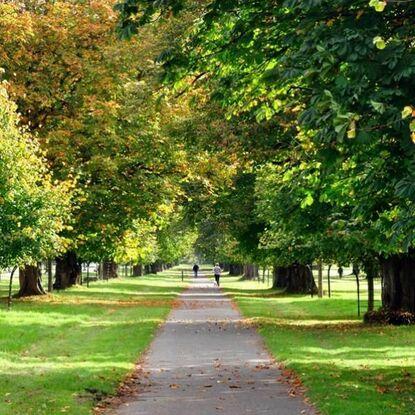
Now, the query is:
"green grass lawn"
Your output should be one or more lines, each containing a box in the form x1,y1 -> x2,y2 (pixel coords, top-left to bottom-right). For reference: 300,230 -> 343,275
0,269 -> 186,415
222,274 -> 415,415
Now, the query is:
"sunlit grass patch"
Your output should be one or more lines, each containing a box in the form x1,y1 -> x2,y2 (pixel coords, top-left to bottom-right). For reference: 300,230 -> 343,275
222,275 -> 415,415
0,269 -> 186,415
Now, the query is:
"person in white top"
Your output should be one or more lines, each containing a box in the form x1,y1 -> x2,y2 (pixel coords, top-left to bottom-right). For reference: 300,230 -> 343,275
213,263 -> 222,286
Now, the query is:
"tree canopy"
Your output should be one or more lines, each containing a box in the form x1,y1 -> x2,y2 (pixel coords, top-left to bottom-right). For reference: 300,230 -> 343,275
114,0 -> 415,311
1,0 -> 414,313
0,85 -> 71,268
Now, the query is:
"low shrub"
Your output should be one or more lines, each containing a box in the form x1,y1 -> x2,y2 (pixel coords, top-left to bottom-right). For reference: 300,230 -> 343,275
364,308 -> 415,325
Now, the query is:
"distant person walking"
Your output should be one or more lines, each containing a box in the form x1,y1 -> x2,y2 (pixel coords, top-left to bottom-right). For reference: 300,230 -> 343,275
192,264 -> 199,278
213,263 -> 222,286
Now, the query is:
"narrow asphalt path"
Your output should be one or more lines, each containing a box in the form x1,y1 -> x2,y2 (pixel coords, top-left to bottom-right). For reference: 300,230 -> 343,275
111,277 -> 315,415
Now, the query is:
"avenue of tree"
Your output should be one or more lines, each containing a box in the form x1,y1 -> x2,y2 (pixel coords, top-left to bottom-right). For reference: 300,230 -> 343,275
1,0 -> 415,319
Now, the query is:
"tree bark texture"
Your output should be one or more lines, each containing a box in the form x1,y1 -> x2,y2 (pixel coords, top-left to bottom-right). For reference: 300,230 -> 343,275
18,265 -> 46,297
133,264 -> 143,277
272,266 -> 288,289
273,264 -> 317,294
103,261 -> 118,279
54,251 -> 81,289
243,264 -> 259,280
381,254 -> 415,313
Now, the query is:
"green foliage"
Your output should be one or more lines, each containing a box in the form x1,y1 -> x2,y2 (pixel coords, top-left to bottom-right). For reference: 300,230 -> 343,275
0,1 -> 190,263
117,0 -> 415,268
0,87 -> 71,267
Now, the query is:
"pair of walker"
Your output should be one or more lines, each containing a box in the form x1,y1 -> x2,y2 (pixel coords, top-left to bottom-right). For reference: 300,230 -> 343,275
192,264 -> 222,286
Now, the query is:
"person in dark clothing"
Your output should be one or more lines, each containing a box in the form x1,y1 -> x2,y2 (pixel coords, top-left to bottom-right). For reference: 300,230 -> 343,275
192,264 -> 199,278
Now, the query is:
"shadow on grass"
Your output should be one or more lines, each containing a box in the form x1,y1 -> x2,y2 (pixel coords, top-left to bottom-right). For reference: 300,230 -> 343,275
258,321 -> 415,414
224,287 -> 282,297
285,362 -> 415,415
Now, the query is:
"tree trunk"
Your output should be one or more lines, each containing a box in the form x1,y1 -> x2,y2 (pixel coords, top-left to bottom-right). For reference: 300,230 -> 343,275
362,259 -> 378,312
144,264 -> 151,275
287,264 -> 318,294
243,264 -> 259,280
381,254 -> 415,313
148,261 -> 163,274
103,261 -> 118,279
17,265 -> 46,297
156,261 -> 163,273
229,264 -> 243,276
272,264 -> 317,294
317,261 -> 323,298
327,264 -> 332,298
54,251 -> 81,289
133,264 -> 143,277
47,260 -> 53,292
272,265 -> 288,289
353,265 -> 361,317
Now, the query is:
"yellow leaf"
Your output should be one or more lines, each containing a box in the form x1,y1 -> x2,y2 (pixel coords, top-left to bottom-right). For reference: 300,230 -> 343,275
402,106 -> 413,119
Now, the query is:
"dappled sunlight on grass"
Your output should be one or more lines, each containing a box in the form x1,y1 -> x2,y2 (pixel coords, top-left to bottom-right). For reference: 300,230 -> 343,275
242,316 -> 361,327
223,274 -> 382,324
0,270 -> 186,415
223,276 -> 415,415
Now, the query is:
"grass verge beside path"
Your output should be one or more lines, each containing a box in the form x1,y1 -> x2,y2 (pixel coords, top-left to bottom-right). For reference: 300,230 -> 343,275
0,270 -> 186,415
222,276 -> 415,415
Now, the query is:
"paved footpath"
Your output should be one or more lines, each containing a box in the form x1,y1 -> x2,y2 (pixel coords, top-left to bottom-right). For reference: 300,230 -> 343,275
111,277 -> 315,415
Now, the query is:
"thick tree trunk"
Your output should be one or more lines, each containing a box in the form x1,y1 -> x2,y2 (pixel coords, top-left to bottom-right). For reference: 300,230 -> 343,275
229,264 -> 243,276
272,266 -> 288,289
243,264 -> 259,280
272,264 -> 317,294
54,251 -> 81,289
103,261 -> 118,279
17,265 -> 46,297
381,254 -> 415,313
133,264 -> 143,277
148,261 -> 163,274
144,264 -> 151,275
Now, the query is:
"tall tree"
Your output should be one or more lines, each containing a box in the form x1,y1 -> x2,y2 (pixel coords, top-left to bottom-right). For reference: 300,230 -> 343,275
0,85 -> 70,295
118,0 -> 415,312
0,0 -> 187,287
